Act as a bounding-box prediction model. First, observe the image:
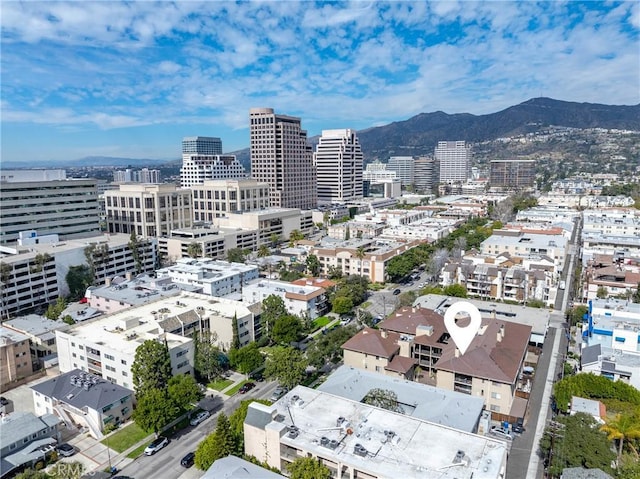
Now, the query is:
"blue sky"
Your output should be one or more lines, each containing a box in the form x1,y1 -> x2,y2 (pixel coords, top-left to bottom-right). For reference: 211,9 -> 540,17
1,1 -> 639,164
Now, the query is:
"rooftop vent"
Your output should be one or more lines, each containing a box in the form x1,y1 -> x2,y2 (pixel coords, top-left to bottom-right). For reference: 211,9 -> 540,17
320,436 -> 330,447
274,414 -> 285,423
336,416 -> 346,427
454,450 -> 466,464
287,426 -> 299,439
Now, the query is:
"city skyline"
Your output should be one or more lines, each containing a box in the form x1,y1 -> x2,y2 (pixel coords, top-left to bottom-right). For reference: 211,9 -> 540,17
1,1 -> 639,164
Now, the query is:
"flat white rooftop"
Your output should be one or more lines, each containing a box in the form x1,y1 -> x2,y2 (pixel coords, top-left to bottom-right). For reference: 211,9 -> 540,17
257,386 -> 507,479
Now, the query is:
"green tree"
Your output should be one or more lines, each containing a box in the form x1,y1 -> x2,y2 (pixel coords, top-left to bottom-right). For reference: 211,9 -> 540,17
362,388 -> 404,413
195,413 -> 236,470
633,282 -> 640,304
262,295 -> 288,340
539,413 -> 615,477
257,244 -> 270,258
132,387 -> 176,433
128,230 -> 143,273
264,347 -> 307,389
596,286 -> 608,299
65,265 -> 93,301
566,305 -> 588,327
332,296 -> 354,315
288,457 -> 331,479
270,233 -> 280,247
398,290 -> 417,307
443,284 -> 468,298
227,248 -> 248,263
553,373 -> 640,413
167,374 -> 201,412
271,315 -> 303,345
326,265 -> 343,280
31,253 -> 53,303
305,254 -> 320,276
306,325 -> 358,368
289,229 -> 304,247
61,315 -> 75,325
131,339 -> 172,398
600,413 -> 640,459
45,296 -> 67,320
187,242 -> 202,259
14,471 -> 50,479
194,332 -> 222,381
228,342 -> 265,374
228,399 -> 272,455
0,262 -> 13,319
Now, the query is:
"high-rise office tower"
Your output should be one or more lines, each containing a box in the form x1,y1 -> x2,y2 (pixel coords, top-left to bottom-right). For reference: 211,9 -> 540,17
314,129 -> 363,204
435,141 -> 472,184
182,136 -> 222,155
250,108 -> 317,210
414,156 -> 439,193
386,156 -> 415,188
489,160 -> 536,189
180,136 -> 246,188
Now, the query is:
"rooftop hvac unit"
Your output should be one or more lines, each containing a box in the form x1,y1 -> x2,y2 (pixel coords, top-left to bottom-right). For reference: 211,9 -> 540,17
320,436 -> 330,447
287,426 -> 299,439
336,416 -> 346,427
328,440 -> 339,450
354,444 -> 368,457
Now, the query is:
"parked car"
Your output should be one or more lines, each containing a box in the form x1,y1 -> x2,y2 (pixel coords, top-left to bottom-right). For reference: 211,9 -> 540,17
190,410 -> 211,426
56,443 -> 75,457
270,386 -> 288,402
512,420 -> 525,434
144,436 -> 169,455
239,382 -> 255,394
418,282 -> 425,288
393,288 -> 401,295
180,452 -> 195,468
489,426 -> 514,441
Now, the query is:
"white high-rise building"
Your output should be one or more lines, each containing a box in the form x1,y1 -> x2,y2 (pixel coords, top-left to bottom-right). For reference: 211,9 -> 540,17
314,129 -> 363,204
180,136 -> 246,188
386,156 -> 415,187
435,141 -> 472,184
250,108 -> 317,210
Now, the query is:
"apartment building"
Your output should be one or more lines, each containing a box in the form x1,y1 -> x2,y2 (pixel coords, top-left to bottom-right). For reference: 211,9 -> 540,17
489,159 -> 536,189
581,344 -> 640,390
342,305 -> 532,418
386,156 -> 414,188
244,386 -> 508,479
435,141 -> 471,184
314,129 -> 363,204
582,255 -> 640,301
191,179 -> 270,221
582,208 -> 640,238
180,155 -> 247,188
105,183 -> 192,237
250,108 -> 317,209
480,229 -> 567,270
242,279 -> 328,319
2,315 -> 70,370
0,169 -> 100,245
1,326 -> 34,389
32,369 -> 134,439
309,238 -> 423,283
582,298 -> 640,354
156,258 -> 259,297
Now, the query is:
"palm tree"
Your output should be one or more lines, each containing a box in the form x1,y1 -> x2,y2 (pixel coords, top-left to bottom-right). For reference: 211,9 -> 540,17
257,244 -> 270,258
187,242 -> 203,259
0,262 -> 13,320
31,253 -> 53,304
601,413 -> 640,459
355,246 -> 366,277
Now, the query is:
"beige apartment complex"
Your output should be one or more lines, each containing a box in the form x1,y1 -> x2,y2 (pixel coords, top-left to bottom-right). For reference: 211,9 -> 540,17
250,108 -> 317,210
191,179 -> 270,222
1,326 -> 34,389
105,184 -> 192,237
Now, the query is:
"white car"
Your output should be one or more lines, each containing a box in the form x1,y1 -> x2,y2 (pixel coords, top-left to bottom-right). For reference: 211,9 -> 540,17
144,436 -> 169,455
270,386 -> 288,402
489,426 -> 514,441
189,410 -> 211,426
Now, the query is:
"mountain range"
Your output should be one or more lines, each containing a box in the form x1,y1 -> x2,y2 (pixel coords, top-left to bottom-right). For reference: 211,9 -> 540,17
3,98 -> 638,169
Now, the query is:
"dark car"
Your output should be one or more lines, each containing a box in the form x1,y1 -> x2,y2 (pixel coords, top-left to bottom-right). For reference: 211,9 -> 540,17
239,382 -> 255,394
180,452 -> 195,468
393,288 -> 401,295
